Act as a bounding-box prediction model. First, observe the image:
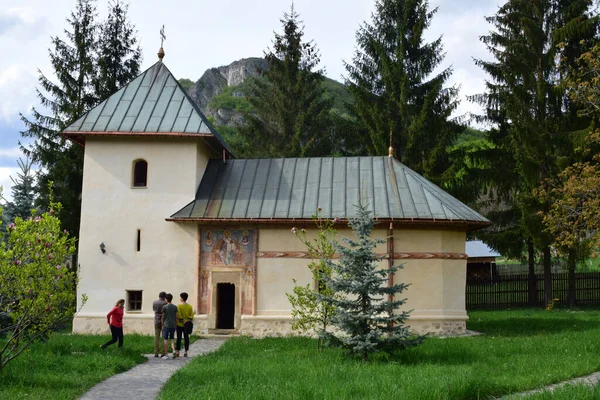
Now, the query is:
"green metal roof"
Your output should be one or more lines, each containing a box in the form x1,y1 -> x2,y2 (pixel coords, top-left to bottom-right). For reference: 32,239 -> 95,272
170,156 -> 489,227
63,61 -> 233,156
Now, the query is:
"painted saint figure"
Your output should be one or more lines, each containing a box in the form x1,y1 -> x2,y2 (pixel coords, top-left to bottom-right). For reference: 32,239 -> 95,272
241,230 -> 250,246
205,231 -> 213,247
218,231 -> 237,265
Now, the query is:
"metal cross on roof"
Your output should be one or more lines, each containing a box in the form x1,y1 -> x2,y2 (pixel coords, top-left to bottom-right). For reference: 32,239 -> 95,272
160,25 -> 166,48
158,25 -> 166,61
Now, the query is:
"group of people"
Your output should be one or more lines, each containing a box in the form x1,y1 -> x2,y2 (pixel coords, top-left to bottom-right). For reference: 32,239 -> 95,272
153,291 -> 194,359
100,291 -> 194,360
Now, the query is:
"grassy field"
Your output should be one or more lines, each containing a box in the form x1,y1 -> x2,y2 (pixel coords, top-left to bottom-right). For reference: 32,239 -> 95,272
3,310 -> 600,399
0,333 -> 153,399
159,309 -> 600,400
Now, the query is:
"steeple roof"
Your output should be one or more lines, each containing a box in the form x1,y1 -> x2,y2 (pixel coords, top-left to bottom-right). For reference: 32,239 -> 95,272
63,61 -> 233,156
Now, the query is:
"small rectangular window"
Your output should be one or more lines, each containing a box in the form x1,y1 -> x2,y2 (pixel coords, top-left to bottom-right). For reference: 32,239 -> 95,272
127,290 -> 142,312
133,160 -> 148,187
137,229 -> 141,252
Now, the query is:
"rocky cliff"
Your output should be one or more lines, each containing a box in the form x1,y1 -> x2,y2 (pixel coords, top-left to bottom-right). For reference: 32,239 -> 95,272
186,57 -> 267,126
182,57 -> 350,127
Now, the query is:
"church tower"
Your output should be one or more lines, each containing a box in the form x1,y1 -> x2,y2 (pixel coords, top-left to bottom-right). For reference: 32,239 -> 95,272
64,58 -> 232,333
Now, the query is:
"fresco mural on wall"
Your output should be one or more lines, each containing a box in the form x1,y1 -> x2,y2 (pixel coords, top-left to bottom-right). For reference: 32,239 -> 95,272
201,230 -> 255,266
199,230 -> 255,315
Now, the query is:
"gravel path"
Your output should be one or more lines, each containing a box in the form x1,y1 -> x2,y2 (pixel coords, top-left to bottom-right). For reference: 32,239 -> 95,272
499,371 -> 600,399
79,338 -> 226,400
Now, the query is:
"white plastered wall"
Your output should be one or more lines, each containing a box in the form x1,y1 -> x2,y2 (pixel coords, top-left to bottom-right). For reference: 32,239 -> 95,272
73,137 -> 210,334
393,229 -> 468,334
241,227 -> 467,336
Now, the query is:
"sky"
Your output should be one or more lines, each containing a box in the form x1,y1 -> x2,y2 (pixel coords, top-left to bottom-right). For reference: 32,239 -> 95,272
0,0 -> 500,201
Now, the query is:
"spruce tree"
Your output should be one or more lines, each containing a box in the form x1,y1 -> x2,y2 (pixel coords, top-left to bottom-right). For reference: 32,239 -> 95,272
19,0 -> 141,240
2,157 -> 36,225
345,0 -> 462,184
20,0 -> 98,239
472,0 -> 597,306
238,5 -> 333,158
319,202 -> 423,362
94,0 -> 141,99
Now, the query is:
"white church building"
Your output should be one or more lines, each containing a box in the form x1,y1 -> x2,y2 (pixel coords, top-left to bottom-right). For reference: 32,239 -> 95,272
64,57 -> 489,337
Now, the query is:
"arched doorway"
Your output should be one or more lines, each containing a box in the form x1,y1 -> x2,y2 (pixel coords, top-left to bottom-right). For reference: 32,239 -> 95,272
216,283 -> 235,329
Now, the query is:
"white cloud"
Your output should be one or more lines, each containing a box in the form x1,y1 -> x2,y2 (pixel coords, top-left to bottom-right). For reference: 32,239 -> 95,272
0,146 -> 25,159
0,65 -> 37,121
2,7 -> 37,24
0,7 -> 48,40
0,166 -> 23,204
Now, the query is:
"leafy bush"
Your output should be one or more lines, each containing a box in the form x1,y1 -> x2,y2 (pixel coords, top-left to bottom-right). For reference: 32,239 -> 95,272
0,189 -> 85,369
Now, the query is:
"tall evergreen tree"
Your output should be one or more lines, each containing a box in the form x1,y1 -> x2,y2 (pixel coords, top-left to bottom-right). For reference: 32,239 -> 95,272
238,6 -> 333,158
20,0 -> 98,239
471,0 -> 597,306
19,0 -> 141,241
94,0 -> 141,99
344,0 -> 462,184
319,202 -> 423,362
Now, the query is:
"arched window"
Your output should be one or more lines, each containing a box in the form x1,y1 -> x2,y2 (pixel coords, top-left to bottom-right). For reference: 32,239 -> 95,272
132,159 -> 148,187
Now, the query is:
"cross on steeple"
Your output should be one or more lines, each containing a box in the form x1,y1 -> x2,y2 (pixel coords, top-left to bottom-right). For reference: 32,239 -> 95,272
158,25 -> 166,61
160,25 -> 166,47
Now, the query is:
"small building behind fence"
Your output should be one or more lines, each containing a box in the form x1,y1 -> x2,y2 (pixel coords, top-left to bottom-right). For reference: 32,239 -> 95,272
466,240 -> 500,281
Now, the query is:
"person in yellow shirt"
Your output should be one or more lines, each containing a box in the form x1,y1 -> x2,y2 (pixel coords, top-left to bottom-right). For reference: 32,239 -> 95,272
175,292 -> 194,358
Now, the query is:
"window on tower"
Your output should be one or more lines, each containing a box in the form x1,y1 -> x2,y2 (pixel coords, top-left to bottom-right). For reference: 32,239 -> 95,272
132,159 -> 148,187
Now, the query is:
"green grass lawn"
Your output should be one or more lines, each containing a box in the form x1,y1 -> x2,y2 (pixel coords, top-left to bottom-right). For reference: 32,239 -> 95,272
159,309 -> 600,400
495,256 -> 600,271
580,257 -> 600,271
0,333 -> 153,399
3,311 -> 600,399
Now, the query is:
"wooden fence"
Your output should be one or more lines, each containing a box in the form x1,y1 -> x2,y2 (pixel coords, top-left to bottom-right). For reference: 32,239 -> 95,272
466,272 -> 600,309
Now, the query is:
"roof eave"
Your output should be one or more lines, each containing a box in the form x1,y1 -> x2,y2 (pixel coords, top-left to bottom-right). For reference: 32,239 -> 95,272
62,131 -> 234,157
165,217 -> 491,231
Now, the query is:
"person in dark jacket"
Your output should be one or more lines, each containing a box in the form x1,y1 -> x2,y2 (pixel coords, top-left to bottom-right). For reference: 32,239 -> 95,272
152,292 -> 167,357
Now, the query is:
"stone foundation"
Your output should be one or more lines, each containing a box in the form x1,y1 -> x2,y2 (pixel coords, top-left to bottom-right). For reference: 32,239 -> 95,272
239,315 -> 295,337
73,313 -> 209,335
73,313 -> 467,337
407,311 -> 468,336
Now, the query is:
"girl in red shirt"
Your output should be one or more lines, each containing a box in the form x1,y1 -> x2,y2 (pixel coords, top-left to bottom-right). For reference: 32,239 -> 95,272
100,299 -> 125,349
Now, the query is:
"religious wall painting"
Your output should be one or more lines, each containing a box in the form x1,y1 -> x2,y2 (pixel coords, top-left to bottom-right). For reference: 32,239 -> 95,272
200,229 -> 255,316
199,269 -> 210,314
202,229 -> 255,267
241,265 -> 253,315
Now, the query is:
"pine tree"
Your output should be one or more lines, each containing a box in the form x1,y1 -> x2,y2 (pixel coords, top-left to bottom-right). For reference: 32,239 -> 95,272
20,0 -> 98,239
345,0 -> 462,184
537,43 -> 600,307
238,5 -> 333,158
94,0 -> 141,99
2,157 -> 36,225
319,202 -> 423,361
19,0 -> 141,240
471,0 -> 598,306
